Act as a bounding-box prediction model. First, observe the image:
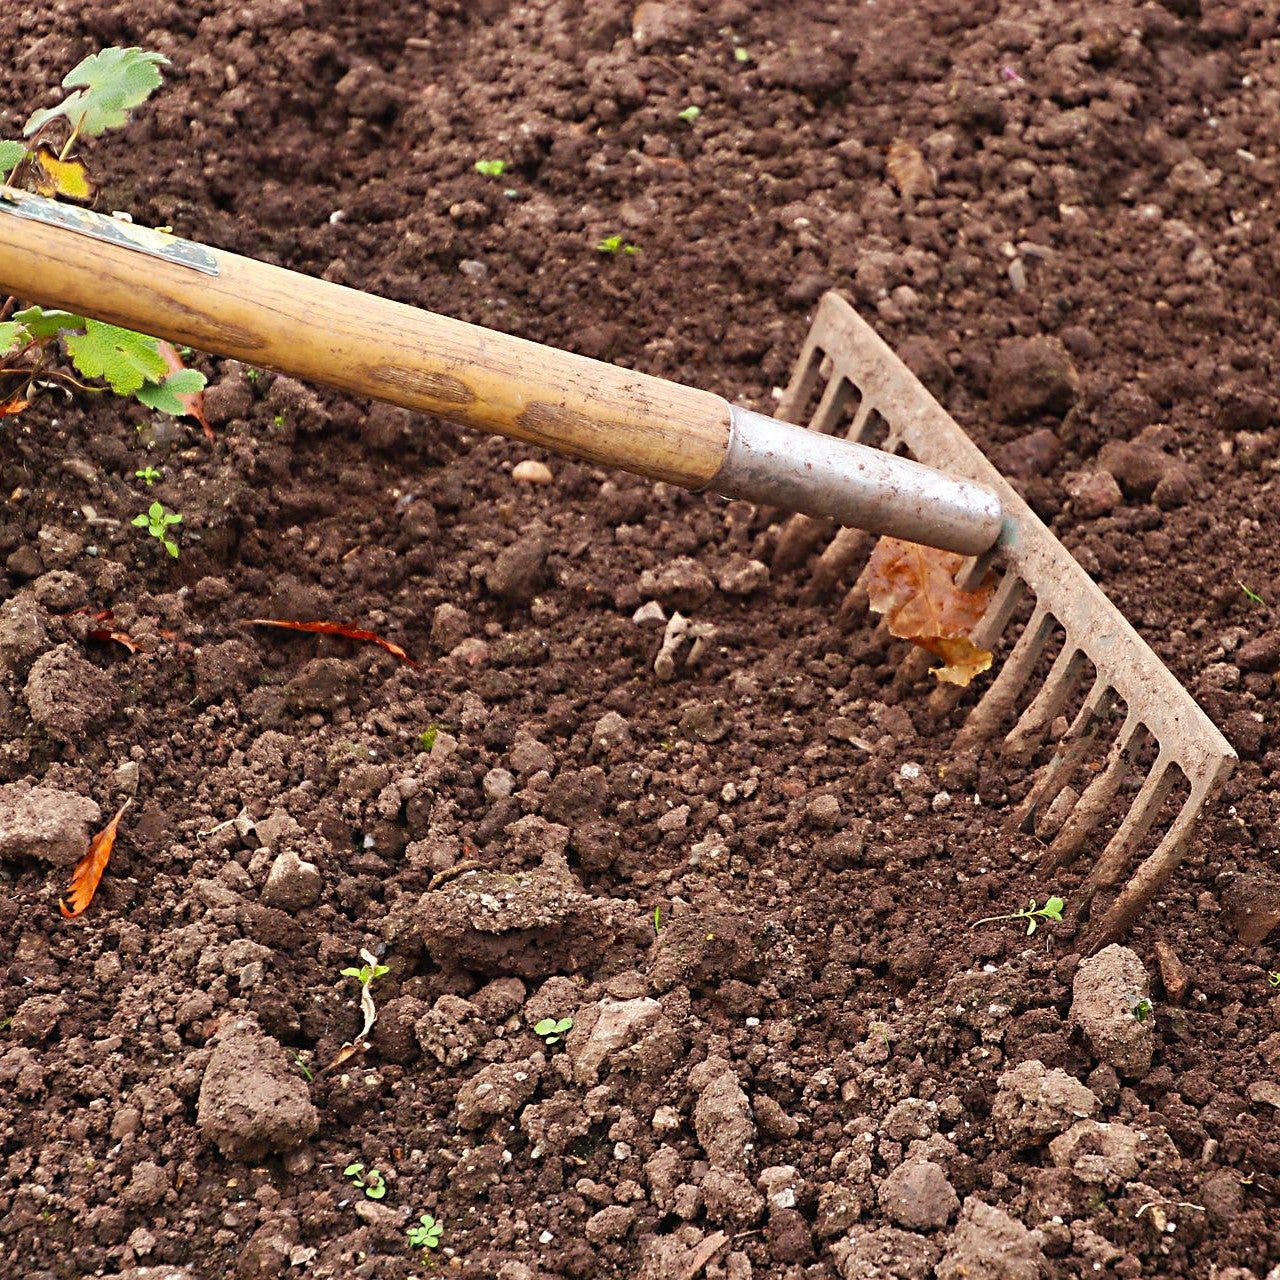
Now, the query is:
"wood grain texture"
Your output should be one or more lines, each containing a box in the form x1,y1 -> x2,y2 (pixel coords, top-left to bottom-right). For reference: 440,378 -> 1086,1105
0,208 -> 732,486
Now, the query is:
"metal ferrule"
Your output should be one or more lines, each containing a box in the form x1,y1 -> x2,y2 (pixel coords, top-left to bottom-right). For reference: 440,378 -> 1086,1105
708,407 -> 1005,557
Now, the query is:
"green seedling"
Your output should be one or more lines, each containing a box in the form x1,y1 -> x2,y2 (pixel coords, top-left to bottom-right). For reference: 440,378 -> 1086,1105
407,1213 -> 443,1252
0,51 -> 206,419
597,235 -> 640,256
1240,581 -> 1266,607
135,466 -> 161,486
132,500 -> 182,558
1267,972 -> 1280,989
340,947 -> 389,1055
341,958 -> 390,987
343,1162 -> 387,1200
287,1049 -> 314,1082
653,905 -> 662,935
244,367 -> 262,383
419,724 -> 440,751
1130,996 -> 1154,1023
534,1016 -> 573,1046
733,45 -> 752,63
973,895 -> 1066,936
474,158 -> 507,177
677,105 -> 701,123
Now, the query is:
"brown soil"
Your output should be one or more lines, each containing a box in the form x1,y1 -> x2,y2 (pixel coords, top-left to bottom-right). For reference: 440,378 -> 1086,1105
2,2 -> 1280,1279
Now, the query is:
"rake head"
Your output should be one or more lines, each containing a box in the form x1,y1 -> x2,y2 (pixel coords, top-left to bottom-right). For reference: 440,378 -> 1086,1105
772,294 -> 1235,953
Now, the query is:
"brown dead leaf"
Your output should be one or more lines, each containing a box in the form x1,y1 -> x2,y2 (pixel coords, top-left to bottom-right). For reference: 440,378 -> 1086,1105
241,617 -> 418,666
0,396 -> 30,418
59,799 -> 131,919
87,627 -> 140,653
157,341 -> 213,442
886,138 -> 935,198
866,536 -> 994,685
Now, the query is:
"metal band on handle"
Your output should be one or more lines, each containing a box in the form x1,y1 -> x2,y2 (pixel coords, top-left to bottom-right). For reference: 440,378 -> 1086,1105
708,407 -> 1005,557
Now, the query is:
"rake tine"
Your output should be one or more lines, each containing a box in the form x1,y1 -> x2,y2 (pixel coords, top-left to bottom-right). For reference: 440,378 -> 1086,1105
1082,780 -> 1214,951
846,399 -> 876,444
927,571 -> 1025,718
804,525 -> 872,599
773,512 -> 836,572
1076,754 -> 1177,912
1002,645 -> 1088,762
952,604 -> 1053,752
1040,714 -> 1147,873
777,344 -> 824,424
808,374 -> 854,435
1016,676 -> 1115,833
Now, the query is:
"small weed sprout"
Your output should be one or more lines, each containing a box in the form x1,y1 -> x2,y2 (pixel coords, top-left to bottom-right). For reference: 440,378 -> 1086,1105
419,724 -> 440,751
244,367 -> 262,383
534,1016 -> 573,1046
337,948 -> 389,1061
407,1213 -> 443,1253
1268,971 -> 1280,989
343,1162 -> 387,1200
973,894 -> 1066,936
597,234 -> 640,256
1240,581 -> 1266,607
653,905 -> 662,935
474,158 -> 507,177
733,45 -> 752,63
1130,996 -> 1154,1023
135,465 -> 161,485
287,1049 -> 314,1082
132,500 -> 181,558
677,105 -> 701,123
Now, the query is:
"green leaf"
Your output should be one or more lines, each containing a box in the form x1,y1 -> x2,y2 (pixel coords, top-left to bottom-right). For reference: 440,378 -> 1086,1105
677,106 -> 701,123
0,140 -> 26,179
131,513 -> 149,528
1041,896 -> 1065,921
11,305 -> 86,339
534,1018 -> 557,1035
25,47 -> 169,139
340,966 -> 363,979
343,1163 -> 364,1177
474,158 -> 507,177
136,367 -> 206,415
65,320 -> 168,394
0,321 -> 30,356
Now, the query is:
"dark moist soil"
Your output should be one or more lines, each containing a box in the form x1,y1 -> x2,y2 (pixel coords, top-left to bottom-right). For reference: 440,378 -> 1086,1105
2,2 -> 1280,1278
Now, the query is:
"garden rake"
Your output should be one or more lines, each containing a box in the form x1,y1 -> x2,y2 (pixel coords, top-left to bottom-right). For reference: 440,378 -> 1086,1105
0,190 -> 1235,951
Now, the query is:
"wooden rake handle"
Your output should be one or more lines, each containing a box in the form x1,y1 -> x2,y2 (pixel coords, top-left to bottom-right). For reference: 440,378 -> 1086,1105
0,190 -> 1003,555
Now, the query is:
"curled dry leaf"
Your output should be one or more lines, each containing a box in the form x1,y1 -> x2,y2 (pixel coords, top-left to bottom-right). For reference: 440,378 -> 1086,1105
241,618 -> 418,667
60,799 -> 131,919
865,536 -> 995,686
886,138 -> 935,198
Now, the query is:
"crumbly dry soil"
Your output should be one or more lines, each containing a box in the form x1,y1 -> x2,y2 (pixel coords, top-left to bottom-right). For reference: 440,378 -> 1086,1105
1,2 -> 1279,1279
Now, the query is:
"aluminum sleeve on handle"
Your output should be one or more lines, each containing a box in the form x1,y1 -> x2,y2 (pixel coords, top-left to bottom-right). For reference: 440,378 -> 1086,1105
708,407 -> 1006,557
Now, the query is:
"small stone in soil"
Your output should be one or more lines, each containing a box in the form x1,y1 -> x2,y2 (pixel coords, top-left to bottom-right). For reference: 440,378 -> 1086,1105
935,1198 -> 1047,1280
1070,944 -> 1155,1078
260,849 -> 323,912
877,1158 -> 959,1231
196,1017 -> 318,1160
0,782 -> 100,867
991,336 -> 1079,421
1220,872 -> 1280,944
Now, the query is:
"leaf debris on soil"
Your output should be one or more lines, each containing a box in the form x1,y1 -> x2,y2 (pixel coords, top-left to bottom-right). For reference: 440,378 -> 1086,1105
865,536 -> 995,685
59,799 -> 131,919
239,617 -> 418,666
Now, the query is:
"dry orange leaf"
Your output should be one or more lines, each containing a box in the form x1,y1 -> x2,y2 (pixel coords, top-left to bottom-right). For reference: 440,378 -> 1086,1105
866,536 -> 995,686
886,138 -> 935,198
157,341 -> 214,442
0,396 -> 30,418
241,618 -> 418,667
60,799 -> 131,919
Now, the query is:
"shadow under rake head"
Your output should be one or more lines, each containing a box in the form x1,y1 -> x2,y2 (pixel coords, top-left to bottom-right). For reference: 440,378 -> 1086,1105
772,294 -> 1235,954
